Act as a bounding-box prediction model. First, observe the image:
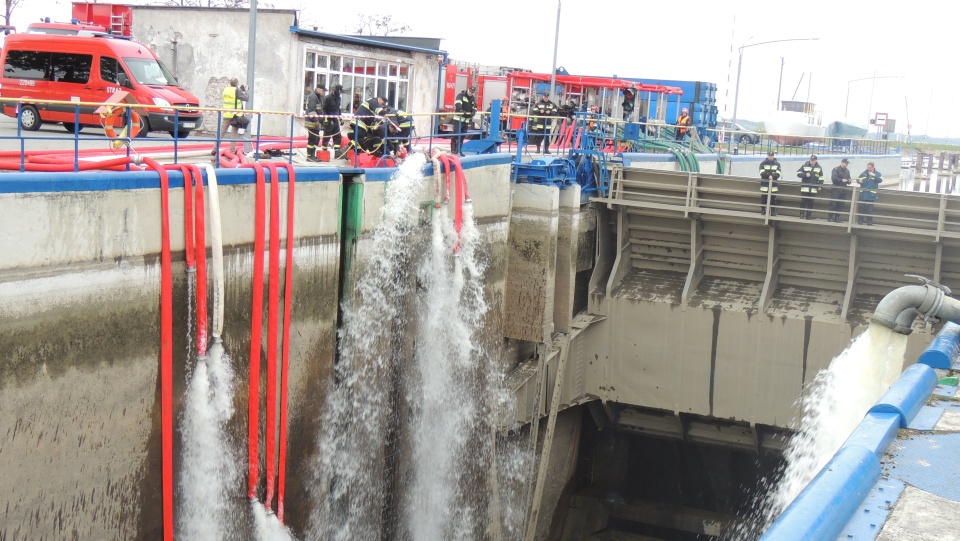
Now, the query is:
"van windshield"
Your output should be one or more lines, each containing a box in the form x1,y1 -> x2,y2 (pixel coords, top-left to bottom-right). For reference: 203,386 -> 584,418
123,57 -> 177,86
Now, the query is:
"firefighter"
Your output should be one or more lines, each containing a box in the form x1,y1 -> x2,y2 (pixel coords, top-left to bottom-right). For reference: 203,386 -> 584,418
759,150 -> 781,216
675,107 -> 692,141
797,154 -> 824,219
220,77 -> 248,154
828,158 -> 852,222
304,83 -> 326,162
856,162 -> 883,225
322,84 -> 343,158
452,85 -> 477,155
529,91 -> 558,154
352,96 -> 386,155
384,107 -> 414,156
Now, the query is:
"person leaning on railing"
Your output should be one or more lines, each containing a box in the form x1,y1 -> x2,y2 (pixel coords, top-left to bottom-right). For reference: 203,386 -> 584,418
856,162 -> 883,226
759,150 -> 782,216
828,158 -> 852,222
529,91 -> 559,155
797,154 -> 824,219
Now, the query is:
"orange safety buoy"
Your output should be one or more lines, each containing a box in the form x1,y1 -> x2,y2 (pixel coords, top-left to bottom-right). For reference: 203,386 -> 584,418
103,107 -> 142,139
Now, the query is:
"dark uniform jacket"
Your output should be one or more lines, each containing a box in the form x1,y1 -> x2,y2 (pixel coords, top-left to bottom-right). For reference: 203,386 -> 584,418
857,169 -> 883,202
831,165 -> 852,186
530,98 -> 559,131
355,98 -> 383,130
454,91 -> 477,123
305,90 -> 323,127
797,161 -> 824,193
759,157 -> 782,191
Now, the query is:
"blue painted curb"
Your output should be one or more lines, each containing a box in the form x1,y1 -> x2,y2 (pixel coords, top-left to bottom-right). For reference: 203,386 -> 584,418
918,322 -> 960,369
758,445 -> 881,541
869,363 -> 938,427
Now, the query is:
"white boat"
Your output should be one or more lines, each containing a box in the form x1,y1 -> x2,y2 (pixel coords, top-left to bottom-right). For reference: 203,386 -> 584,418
763,100 -> 826,145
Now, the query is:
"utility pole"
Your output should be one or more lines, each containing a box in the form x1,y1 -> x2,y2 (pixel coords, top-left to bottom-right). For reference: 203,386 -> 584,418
549,1 -> 561,101
776,56 -> 784,111
245,0 -> 257,154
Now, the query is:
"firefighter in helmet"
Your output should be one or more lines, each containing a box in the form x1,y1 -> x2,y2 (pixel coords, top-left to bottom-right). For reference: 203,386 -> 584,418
529,91 -> 559,154
797,154 -> 824,219
452,85 -> 477,155
759,150 -> 781,215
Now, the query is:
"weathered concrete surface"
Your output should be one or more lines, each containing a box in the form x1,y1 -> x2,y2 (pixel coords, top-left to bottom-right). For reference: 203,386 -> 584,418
877,486 -> 960,541
554,185 -> 582,333
0,171 -> 342,540
505,184 -> 559,343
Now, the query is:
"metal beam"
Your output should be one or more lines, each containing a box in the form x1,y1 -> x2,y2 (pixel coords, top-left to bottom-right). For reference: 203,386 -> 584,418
841,234 -> 859,322
758,226 -> 780,312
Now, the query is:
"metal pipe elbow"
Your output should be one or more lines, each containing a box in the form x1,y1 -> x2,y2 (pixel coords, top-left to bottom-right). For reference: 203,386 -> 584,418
872,283 -> 960,334
872,285 -> 937,333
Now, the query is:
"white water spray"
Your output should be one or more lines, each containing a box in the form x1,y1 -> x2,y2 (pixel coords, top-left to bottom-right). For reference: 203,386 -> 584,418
732,324 -> 908,538
177,341 -> 240,539
306,153 -> 518,540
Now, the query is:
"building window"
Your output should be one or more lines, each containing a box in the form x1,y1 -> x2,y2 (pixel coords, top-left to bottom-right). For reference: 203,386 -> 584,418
303,48 -> 410,113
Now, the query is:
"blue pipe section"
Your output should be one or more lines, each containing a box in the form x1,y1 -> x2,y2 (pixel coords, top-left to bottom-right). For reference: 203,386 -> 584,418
840,411 -> 900,458
758,445 -> 881,541
868,363 -> 938,427
918,322 -> 960,368
761,332 -> 946,540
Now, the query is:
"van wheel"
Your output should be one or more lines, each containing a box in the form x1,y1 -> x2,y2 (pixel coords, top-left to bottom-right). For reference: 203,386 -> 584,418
62,122 -> 83,133
739,134 -> 752,145
170,130 -> 190,139
19,105 -> 41,131
135,118 -> 150,138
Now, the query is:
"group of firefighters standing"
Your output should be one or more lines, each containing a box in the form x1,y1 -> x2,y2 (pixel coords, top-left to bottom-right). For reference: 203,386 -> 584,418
300,83 -> 415,161
758,151 -> 883,224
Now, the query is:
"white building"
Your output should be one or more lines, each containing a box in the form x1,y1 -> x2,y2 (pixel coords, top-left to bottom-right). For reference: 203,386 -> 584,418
130,6 -> 445,136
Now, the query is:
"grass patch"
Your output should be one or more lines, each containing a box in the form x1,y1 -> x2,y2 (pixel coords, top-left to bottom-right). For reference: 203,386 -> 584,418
904,142 -> 960,153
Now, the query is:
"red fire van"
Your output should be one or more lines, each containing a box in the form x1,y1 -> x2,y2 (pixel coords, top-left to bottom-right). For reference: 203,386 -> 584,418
0,33 -> 203,137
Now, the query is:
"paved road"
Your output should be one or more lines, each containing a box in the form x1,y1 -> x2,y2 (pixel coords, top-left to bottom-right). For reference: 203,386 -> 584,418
0,114 -> 212,154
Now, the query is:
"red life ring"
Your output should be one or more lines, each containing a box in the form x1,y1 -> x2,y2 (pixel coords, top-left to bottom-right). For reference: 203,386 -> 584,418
103,108 -> 142,139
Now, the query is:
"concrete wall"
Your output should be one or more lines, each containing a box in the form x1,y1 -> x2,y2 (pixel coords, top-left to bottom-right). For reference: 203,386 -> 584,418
133,7 -> 300,136
0,156 -> 513,540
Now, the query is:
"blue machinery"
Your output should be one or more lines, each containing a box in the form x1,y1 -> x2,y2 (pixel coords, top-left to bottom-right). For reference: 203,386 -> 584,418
760,279 -> 960,540
459,100 -> 612,198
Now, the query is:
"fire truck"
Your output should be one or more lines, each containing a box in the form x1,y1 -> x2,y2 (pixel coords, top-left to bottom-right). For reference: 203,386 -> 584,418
437,66 -> 683,135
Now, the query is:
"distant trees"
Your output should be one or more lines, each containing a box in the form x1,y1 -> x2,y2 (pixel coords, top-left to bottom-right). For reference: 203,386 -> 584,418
349,14 -> 411,36
4,0 -> 24,28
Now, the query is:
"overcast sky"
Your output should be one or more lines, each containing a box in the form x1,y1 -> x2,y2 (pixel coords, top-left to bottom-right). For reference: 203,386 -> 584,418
9,0 -> 957,137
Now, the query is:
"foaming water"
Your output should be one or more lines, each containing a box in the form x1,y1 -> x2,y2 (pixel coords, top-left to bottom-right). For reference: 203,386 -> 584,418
727,324 -> 907,538
306,154 -> 431,540
177,341 -> 240,539
306,153 -> 523,540
251,501 -> 297,541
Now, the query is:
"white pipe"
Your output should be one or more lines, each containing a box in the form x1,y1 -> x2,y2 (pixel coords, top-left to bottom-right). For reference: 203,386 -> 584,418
203,164 -> 226,339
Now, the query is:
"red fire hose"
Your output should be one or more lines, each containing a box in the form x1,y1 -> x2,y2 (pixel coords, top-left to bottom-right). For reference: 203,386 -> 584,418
274,162 -> 295,524
263,162 -> 282,513
243,162 -> 267,501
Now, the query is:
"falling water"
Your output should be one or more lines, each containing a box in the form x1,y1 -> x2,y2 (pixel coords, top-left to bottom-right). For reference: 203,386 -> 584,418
306,153 -> 519,540
727,323 -> 907,538
177,341 -> 240,539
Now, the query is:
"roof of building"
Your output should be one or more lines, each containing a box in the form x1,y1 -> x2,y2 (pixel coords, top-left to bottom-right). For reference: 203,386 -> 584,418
291,26 -> 446,56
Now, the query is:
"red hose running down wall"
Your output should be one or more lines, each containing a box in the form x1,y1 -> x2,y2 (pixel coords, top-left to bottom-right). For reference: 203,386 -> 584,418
274,162 -> 295,524
243,162 -> 267,501
263,163 -> 282,512
141,156 -> 175,541
186,165 -> 209,356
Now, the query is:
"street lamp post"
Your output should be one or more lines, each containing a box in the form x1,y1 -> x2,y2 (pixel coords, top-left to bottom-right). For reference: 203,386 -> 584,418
549,1 -> 561,101
845,74 -> 904,118
728,37 -> 820,155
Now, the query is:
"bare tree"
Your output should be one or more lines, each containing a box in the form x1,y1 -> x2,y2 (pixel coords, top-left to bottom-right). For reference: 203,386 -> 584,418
161,0 -> 252,7
349,14 -> 411,36
4,0 -> 24,27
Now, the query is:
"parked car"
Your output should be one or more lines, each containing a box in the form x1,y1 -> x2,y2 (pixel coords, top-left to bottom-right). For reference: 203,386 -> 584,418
716,120 -> 762,145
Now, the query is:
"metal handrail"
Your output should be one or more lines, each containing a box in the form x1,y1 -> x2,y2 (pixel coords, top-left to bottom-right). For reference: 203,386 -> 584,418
597,168 -> 960,239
